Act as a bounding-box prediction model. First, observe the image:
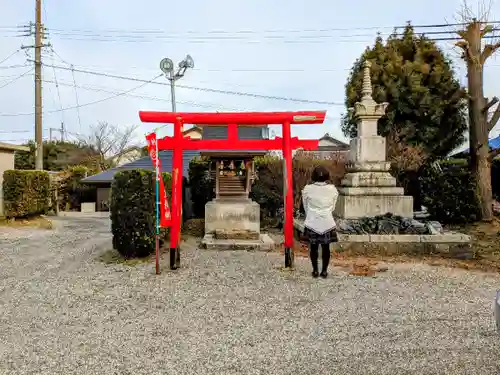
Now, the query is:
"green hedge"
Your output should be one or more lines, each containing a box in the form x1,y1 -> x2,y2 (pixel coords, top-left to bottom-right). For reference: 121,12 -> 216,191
109,169 -> 188,258
419,159 -> 481,224
188,157 -> 214,218
3,170 -> 51,218
492,159 -> 500,201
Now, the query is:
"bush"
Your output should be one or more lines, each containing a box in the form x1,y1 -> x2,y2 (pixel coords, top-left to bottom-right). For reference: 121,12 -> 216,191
252,153 -> 346,222
54,165 -> 97,211
419,159 -> 481,224
3,170 -> 51,218
110,169 -> 172,258
187,153 -> 346,222
492,159 -> 500,201
188,157 -> 214,218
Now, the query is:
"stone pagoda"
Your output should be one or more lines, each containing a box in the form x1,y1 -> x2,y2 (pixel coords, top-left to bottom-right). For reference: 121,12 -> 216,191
334,61 -> 413,219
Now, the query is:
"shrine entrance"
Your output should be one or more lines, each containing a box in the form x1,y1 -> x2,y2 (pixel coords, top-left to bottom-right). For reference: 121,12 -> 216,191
140,111 -> 326,274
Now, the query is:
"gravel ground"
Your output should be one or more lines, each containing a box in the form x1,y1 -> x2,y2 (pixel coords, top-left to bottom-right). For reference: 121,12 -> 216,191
0,216 -> 499,375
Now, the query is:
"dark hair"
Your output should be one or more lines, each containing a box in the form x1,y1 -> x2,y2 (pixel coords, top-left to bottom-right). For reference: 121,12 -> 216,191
311,165 -> 330,183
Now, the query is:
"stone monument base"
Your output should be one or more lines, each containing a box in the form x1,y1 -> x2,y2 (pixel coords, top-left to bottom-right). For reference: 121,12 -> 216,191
334,194 -> 413,219
201,233 -> 275,251
202,199 -> 275,251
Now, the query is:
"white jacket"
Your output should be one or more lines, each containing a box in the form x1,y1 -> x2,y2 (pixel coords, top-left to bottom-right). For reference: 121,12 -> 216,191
302,182 -> 339,234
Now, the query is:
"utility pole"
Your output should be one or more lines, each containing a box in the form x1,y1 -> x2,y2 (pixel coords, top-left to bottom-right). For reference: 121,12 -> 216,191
34,0 -> 43,170
60,121 -> 64,141
21,4 -> 50,169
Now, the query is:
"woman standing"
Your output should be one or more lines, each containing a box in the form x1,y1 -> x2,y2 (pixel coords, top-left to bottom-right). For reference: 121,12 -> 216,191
302,165 -> 339,278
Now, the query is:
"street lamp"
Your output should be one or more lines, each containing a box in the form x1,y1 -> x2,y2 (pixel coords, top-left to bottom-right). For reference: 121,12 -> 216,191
159,54 -> 195,113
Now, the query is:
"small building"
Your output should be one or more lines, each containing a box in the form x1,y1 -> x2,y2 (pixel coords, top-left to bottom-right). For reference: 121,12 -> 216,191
295,133 -> 349,160
81,125 -> 266,212
0,142 -> 30,217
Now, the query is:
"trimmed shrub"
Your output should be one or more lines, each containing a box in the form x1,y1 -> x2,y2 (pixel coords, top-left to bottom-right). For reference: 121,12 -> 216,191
419,159 -> 481,224
111,170 -> 172,258
188,157 -> 214,217
3,170 -> 51,218
110,169 -> 185,258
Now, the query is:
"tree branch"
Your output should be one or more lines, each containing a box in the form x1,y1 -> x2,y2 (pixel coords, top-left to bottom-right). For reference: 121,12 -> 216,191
488,103 -> 500,132
484,96 -> 499,112
481,42 -> 500,64
455,40 -> 475,62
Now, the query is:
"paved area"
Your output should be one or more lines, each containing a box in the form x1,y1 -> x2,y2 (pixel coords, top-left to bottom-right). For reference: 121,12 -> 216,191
0,216 -> 499,375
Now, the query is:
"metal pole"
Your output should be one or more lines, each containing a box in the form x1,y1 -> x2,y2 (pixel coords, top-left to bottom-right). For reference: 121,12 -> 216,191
283,120 -> 294,268
60,122 -> 64,142
34,0 -> 43,170
170,74 -> 177,113
155,131 -> 160,275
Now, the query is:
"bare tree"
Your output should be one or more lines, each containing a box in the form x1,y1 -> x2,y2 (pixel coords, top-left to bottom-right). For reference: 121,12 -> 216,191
455,0 -> 500,221
78,121 -> 138,171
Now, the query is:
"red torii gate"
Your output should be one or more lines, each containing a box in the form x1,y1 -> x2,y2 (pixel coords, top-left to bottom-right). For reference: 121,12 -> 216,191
140,111 -> 326,274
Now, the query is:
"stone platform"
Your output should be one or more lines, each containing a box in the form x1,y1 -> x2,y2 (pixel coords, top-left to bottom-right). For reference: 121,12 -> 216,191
203,199 -> 275,251
293,219 -> 471,244
201,233 -> 275,251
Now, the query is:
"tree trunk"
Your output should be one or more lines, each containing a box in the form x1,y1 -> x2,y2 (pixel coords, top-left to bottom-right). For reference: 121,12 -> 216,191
467,54 -> 493,221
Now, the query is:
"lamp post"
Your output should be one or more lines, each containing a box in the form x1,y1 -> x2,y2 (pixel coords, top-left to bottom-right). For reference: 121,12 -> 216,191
160,54 -> 195,115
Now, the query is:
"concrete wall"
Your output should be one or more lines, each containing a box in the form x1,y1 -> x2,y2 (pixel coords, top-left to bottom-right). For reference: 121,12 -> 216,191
0,151 -> 16,217
97,187 -> 111,211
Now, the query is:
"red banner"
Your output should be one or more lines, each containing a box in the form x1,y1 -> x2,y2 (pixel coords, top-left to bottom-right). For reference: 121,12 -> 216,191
146,132 -> 171,227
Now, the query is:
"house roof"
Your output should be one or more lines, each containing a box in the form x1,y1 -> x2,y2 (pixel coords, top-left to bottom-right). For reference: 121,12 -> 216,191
0,142 -> 30,152
82,124 -> 269,184
318,133 -> 349,147
82,150 -> 200,184
450,135 -> 500,156
183,126 -> 202,135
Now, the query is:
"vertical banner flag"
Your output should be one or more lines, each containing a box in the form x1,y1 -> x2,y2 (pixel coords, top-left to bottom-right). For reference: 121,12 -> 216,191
146,132 -> 171,227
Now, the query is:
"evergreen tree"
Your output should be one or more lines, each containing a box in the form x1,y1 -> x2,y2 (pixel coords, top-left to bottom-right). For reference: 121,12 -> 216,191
341,25 -> 467,159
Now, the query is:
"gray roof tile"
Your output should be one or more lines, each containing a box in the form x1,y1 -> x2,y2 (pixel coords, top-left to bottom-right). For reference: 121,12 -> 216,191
82,125 -> 269,184
82,150 -> 200,184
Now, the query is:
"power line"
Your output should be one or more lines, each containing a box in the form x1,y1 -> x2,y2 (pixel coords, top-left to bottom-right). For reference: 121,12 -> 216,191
41,78 -> 253,111
70,65 -> 82,130
0,68 -> 34,89
0,64 -> 29,70
0,73 -> 162,117
0,49 -> 20,65
43,21 -> 500,35
35,61 -> 343,105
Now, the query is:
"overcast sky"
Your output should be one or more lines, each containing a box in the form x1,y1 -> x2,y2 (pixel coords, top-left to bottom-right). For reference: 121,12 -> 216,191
1,0 -> 500,147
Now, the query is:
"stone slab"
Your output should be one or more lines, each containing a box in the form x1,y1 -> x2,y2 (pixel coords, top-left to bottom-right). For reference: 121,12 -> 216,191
369,234 -> 421,243
81,202 -> 96,213
205,200 -> 259,234
214,229 -> 260,240
334,195 -> 414,219
349,136 -> 386,163
338,186 -> 405,196
201,233 -> 275,251
338,234 -> 370,242
341,171 -> 397,187
420,233 -> 471,243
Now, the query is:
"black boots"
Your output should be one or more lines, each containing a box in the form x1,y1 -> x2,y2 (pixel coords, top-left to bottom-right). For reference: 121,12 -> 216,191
310,243 -> 330,279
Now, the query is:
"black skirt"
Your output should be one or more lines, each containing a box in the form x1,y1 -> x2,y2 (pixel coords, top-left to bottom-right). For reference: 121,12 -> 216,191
304,227 -> 338,245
